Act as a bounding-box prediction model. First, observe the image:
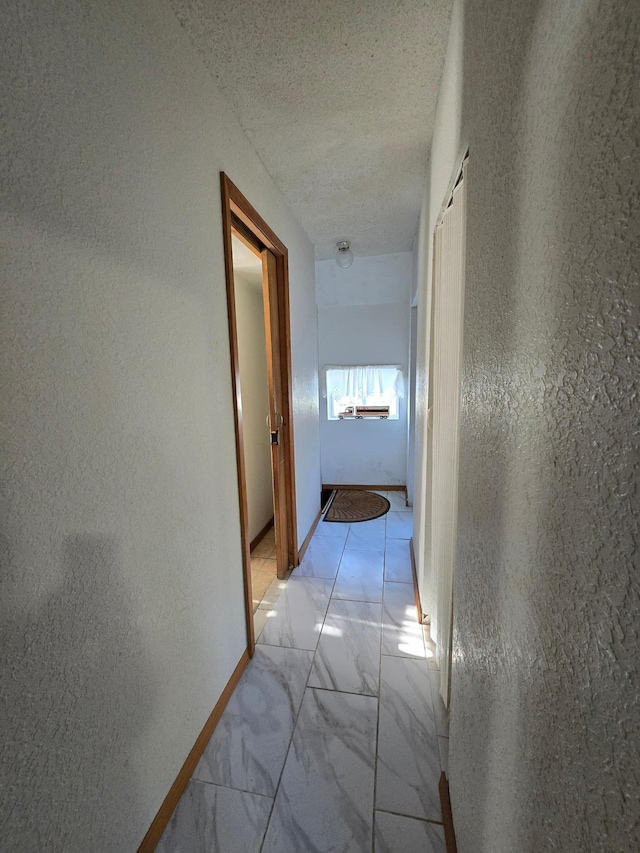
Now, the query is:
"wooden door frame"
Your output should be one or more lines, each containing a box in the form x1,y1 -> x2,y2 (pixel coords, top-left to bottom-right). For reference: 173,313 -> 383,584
220,173 -> 298,655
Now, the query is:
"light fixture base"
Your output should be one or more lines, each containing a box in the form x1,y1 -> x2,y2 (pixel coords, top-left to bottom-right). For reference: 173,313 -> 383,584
335,240 -> 354,269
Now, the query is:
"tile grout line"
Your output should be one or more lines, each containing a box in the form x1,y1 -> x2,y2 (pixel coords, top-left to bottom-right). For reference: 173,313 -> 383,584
371,522 -> 388,853
305,683 -> 379,699
257,514 -> 417,850
258,523 -> 348,852
190,777 -> 274,801
374,807 -> 445,827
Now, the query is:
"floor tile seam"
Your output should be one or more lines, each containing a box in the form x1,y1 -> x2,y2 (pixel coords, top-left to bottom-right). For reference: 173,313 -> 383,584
380,651 -> 430,663
295,570 -> 340,580
258,552 -> 342,852
327,591 -> 384,605
304,683 -> 379,700
371,580 -> 385,853
188,776 -> 275,801
374,807 -> 444,827
379,654 -> 442,746
343,545 -> 386,553
256,640 -> 318,652
313,595 -> 384,697
330,593 -> 384,605
254,560 -> 337,847
257,646 -> 318,853
259,531 -> 357,851
381,581 -> 427,659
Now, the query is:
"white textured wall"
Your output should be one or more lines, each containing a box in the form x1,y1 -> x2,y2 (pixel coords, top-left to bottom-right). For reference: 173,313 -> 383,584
417,0 -> 640,850
234,275 -> 273,541
405,304 -> 418,504
0,2 -> 319,851
316,253 -> 412,486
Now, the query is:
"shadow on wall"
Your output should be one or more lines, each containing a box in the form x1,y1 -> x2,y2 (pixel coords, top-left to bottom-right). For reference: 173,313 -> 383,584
452,1 -> 639,851
1,533 -> 157,853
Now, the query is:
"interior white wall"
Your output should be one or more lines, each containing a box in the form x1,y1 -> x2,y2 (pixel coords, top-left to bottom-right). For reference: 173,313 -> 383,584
405,305 -> 418,505
413,0 -> 639,850
0,2 -> 320,851
234,273 -> 273,541
316,253 -> 412,486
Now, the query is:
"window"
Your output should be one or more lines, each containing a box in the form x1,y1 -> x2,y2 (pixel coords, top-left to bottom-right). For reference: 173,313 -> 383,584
324,365 -> 404,420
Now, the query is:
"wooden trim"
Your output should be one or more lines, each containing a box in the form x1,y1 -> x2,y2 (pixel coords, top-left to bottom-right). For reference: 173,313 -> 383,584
297,506 -> 323,563
261,247 -> 289,579
439,772 -> 458,853
279,249 -> 299,568
220,175 -> 255,656
321,483 -> 406,492
137,650 -> 251,853
226,180 -> 288,256
409,538 -> 424,624
250,517 -> 274,553
222,173 -> 299,576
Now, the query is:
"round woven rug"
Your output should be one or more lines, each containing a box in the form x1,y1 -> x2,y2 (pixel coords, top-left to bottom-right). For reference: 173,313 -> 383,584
324,489 -> 390,523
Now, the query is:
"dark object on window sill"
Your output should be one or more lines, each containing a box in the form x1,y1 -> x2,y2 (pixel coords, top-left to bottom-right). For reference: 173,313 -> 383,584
338,405 -> 390,419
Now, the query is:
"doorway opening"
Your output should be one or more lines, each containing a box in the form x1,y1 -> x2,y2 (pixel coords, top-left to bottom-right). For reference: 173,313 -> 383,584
220,174 -> 298,656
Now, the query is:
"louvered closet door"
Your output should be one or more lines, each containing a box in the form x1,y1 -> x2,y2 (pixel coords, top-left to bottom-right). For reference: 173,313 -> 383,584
430,163 -> 467,707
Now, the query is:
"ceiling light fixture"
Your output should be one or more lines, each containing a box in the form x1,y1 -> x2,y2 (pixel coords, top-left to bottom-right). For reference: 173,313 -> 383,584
335,240 -> 354,269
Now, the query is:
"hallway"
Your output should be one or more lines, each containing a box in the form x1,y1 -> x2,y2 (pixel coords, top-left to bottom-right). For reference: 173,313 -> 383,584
157,496 -> 449,852
3,1 -> 637,850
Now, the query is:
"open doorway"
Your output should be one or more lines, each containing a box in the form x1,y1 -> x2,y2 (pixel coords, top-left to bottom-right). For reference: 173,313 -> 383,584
220,174 -> 298,655
230,234 -> 277,617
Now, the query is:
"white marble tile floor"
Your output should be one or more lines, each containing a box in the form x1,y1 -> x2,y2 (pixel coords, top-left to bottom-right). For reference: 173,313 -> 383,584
384,489 -> 412,512
313,518 -> 351,540
257,575 -> 333,651
294,535 -> 345,579
158,502 -> 449,853
155,781 -> 272,853
193,645 -> 313,797
376,655 -> 441,821
253,608 -> 269,642
383,537 -> 413,583
385,511 -> 413,540
261,688 -> 378,852
375,811 -> 446,853
258,577 -> 286,611
382,581 -> 426,659
345,516 -> 386,550
332,547 -> 384,603
308,598 -> 382,696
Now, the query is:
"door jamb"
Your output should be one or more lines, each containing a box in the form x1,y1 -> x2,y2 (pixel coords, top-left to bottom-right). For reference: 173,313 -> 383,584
220,172 -> 299,656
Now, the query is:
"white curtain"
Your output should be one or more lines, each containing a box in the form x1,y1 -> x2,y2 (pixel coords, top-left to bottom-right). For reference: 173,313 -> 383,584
323,365 -> 404,401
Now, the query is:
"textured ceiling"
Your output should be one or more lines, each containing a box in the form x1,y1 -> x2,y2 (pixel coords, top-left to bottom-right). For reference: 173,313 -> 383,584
169,0 -> 453,259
